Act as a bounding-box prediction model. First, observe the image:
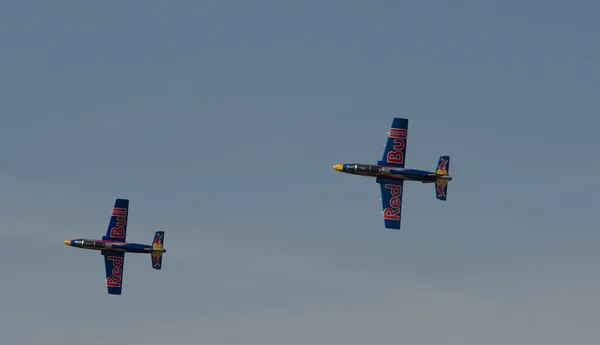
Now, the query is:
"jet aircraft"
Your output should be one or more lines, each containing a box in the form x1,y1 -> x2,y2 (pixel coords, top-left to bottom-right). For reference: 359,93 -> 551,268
332,117 -> 452,230
63,198 -> 166,295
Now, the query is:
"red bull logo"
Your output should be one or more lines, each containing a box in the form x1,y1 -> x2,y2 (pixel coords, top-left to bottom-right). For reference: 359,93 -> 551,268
382,183 -> 402,221
153,233 -> 163,245
436,182 -> 446,198
386,128 -> 407,165
106,255 -> 123,287
436,159 -> 448,175
152,253 -> 161,267
109,207 -> 127,239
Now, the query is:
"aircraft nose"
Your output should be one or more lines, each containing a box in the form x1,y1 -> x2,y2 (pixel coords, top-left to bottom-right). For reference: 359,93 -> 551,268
63,239 -> 71,246
333,164 -> 343,171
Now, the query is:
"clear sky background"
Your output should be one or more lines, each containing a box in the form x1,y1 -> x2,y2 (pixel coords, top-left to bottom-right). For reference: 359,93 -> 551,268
1,1 -> 599,344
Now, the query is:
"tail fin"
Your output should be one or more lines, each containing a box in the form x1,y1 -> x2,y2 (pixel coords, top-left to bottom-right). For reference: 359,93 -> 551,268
436,156 -> 449,176
151,231 -> 164,270
152,231 -> 164,249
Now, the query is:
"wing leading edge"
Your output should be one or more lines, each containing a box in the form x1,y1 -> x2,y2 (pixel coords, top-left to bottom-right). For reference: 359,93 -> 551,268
376,178 -> 404,230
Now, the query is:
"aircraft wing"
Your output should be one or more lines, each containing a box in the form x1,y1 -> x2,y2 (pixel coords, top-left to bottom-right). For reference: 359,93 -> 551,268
377,118 -> 408,168
376,178 -> 404,230
102,198 -> 129,242
102,251 -> 125,295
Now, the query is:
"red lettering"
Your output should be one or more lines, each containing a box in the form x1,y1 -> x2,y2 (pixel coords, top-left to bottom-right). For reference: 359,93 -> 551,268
392,138 -> 404,151
108,256 -> 123,267
387,151 -> 404,164
116,216 -> 126,227
109,207 -> 127,239
386,138 -> 405,164
106,276 -> 121,287
112,267 -> 122,277
383,207 -> 400,220
389,128 -> 407,139
106,256 -> 123,287
383,183 -> 403,221
111,207 -> 127,217
110,227 -> 125,238
385,184 -> 402,197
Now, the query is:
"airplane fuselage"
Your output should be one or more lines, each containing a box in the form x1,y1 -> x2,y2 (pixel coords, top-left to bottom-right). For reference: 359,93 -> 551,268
333,163 -> 453,183
64,239 -> 167,254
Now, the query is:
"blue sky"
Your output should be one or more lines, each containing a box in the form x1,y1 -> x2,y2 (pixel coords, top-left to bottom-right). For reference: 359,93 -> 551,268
1,1 -> 599,344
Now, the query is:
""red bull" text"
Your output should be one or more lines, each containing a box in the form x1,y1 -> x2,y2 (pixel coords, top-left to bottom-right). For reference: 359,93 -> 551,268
106,255 -> 123,287
382,183 -> 402,221
386,128 -> 407,164
109,207 -> 127,239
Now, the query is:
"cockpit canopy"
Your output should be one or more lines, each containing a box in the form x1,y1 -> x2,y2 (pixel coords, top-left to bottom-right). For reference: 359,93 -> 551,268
72,239 -> 108,249
81,240 -> 96,248
345,164 -> 382,174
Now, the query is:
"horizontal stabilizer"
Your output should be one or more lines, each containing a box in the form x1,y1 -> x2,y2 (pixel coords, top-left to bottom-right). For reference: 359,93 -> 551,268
435,180 -> 448,201
151,252 -> 163,270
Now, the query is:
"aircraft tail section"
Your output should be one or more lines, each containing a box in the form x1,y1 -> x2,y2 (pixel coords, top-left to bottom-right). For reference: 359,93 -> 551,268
151,252 -> 163,270
152,231 -> 164,249
151,231 -> 165,270
436,156 -> 449,176
434,156 -> 450,201
435,180 -> 448,201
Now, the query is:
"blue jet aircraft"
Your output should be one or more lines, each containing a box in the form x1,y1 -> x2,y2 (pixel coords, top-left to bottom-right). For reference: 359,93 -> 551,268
63,198 -> 166,295
332,117 -> 452,229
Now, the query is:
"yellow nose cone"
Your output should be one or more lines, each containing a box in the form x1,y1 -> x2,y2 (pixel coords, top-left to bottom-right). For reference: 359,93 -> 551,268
333,164 -> 343,171
63,239 -> 71,246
